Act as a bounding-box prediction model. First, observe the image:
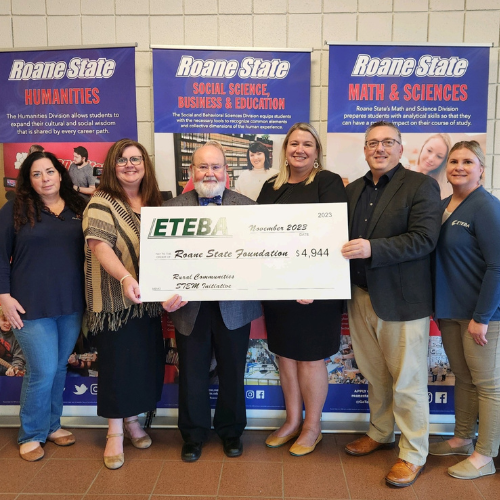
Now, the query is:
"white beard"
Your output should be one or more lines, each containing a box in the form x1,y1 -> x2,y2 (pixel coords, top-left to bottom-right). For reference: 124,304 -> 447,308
194,177 -> 225,198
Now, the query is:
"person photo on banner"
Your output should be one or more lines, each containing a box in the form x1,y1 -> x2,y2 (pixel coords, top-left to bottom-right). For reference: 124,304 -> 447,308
28,145 -> 44,155
0,305 -> 25,376
67,326 -> 98,378
69,146 -> 98,203
257,122 -> 346,457
83,139 -> 165,470
431,140 -> 500,480
0,151 -> 87,462
413,133 -> 452,199
234,141 -> 279,201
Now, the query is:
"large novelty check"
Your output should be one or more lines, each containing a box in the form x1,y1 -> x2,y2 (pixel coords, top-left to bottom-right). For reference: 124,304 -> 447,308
139,203 -> 350,302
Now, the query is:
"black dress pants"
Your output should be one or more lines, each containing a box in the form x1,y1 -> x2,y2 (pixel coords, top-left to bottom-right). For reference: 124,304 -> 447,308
175,301 -> 250,444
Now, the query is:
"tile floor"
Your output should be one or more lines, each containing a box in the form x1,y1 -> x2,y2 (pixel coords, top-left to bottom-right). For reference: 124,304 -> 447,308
0,427 -> 499,499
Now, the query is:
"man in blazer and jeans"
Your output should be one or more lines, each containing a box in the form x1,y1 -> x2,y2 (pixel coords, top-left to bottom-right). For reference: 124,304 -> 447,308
341,121 -> 441,487
162,141 -> 262,462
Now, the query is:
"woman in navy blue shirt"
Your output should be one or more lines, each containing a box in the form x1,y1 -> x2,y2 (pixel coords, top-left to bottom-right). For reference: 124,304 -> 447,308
0,152 -> 86,462
431,141 -> 500,480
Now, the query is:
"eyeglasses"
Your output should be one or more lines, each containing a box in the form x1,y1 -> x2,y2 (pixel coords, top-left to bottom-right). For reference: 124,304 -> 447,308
365,139 -> 401,150
116,156 -> 143,166
194,164 -> 224,172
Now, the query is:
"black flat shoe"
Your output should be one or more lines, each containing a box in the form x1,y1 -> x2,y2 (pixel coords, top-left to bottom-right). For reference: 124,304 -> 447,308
222,437 -> 243,458
181,442 -> 202,462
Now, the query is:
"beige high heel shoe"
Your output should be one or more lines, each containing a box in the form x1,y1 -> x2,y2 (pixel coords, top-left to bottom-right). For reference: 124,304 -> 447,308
124,418 -> 152,449
104,432 -> 124,470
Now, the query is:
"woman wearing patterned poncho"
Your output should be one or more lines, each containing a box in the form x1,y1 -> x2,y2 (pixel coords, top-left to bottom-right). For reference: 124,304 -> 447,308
83,139 -> 164,470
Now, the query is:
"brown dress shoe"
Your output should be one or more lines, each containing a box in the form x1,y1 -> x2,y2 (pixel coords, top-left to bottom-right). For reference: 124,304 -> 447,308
385,458 -> 424,487
345,435 -> 395,456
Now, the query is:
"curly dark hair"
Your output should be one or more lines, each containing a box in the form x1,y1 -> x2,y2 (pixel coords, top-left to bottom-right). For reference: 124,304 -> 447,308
13,151 -> 87,232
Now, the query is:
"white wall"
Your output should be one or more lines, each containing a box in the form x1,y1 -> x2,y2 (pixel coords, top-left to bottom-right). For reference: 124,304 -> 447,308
1,0 -> 499,194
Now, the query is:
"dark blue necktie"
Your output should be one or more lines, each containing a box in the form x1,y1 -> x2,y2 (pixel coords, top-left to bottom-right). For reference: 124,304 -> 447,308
199,195 -> 222,206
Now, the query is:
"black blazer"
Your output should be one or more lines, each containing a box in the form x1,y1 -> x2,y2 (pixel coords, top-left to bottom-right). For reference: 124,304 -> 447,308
346,165 -> 441,321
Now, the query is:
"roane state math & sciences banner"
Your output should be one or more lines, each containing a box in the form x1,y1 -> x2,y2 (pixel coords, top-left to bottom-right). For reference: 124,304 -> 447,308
326,43 -> 490,419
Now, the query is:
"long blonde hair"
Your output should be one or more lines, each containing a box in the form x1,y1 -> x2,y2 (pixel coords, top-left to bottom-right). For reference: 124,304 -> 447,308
417,133 -> 452,180
272,123 -> 324,190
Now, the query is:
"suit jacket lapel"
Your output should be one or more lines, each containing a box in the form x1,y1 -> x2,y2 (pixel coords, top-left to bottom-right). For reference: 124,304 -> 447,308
222,188 -> 236,205
366,165 -> 405,238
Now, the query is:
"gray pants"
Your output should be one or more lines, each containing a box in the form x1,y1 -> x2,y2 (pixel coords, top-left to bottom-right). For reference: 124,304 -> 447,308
440,319 -> 500,458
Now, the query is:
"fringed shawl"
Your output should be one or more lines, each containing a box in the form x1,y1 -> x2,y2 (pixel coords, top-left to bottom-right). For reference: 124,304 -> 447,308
82,191 -> 162,333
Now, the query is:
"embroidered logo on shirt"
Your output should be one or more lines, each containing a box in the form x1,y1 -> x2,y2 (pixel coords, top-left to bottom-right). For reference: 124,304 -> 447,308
452,220 -> 470,228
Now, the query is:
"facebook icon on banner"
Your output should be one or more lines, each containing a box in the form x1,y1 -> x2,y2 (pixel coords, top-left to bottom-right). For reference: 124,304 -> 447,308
428,388 -> 453,414
435,392 -> 447,404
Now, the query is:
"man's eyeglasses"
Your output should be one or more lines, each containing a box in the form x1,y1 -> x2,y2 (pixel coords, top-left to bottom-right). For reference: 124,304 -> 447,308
116,156 -> 143,166
195,164 -> 224,172
365,139 -> 401,150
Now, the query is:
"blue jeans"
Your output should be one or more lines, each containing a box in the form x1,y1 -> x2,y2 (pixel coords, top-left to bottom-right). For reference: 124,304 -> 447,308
13,313 -> 82,444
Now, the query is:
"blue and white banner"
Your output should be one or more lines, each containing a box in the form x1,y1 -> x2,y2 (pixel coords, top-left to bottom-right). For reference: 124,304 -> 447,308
326,43 -> 490,417
0,45 -> 138,408
152,46 -> 311,413
328,44 -> 488,134
152,47 -> 311,196
153,47 -> 310,135
0,46 -> 137,143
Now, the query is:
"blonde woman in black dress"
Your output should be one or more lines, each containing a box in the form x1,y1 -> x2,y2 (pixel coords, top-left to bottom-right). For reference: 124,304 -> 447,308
257,123 -> 346,456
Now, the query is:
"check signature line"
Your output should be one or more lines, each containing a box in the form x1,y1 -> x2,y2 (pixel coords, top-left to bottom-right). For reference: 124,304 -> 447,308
256,287 -> 335,290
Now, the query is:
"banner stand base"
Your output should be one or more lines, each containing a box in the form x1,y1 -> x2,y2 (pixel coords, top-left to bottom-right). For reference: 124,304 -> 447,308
0,415 -> 455,435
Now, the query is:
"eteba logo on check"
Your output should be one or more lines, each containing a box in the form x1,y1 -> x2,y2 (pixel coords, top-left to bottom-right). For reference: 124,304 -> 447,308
148,217 -> 230,238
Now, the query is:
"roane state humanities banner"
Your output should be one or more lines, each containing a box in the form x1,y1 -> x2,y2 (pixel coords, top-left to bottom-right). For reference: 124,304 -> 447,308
0,45 -> 137,409
0,45 -> 137,210
326,43 -> 490,417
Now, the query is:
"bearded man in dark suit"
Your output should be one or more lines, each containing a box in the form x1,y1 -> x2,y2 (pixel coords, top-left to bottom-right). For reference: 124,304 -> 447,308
162,141 -> 262,462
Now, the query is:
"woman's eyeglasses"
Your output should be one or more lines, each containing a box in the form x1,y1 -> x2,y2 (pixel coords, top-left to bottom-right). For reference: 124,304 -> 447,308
116,156 -> 143,166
